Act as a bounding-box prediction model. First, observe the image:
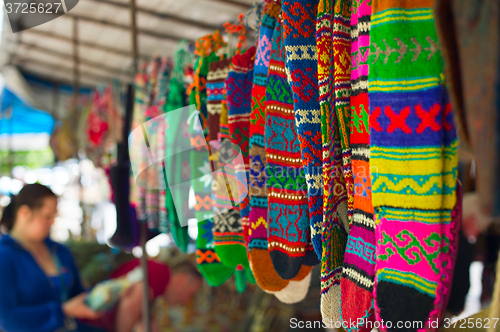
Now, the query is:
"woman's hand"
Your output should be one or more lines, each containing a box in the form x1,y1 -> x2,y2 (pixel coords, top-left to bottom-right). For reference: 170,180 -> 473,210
62,293 -> 101,320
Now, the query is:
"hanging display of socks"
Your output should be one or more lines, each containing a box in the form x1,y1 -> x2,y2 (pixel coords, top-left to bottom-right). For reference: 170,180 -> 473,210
118,0 -> 469,320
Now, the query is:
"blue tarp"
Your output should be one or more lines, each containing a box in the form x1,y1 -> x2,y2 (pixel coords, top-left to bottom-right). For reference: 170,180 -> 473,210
0,87 -> 55,135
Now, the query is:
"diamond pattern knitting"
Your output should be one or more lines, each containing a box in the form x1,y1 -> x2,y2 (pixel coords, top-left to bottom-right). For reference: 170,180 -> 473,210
282,0 -> 323,260
266,15 -> 318,285
368,1 -> 458,331
248,3 -> 280,275
227,46 -> 256,247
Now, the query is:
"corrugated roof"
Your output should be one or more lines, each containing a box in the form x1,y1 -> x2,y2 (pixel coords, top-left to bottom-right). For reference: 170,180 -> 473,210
0,0 -> 256,87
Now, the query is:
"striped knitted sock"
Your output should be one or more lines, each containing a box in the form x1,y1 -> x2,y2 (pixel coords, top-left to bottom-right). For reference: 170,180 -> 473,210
266,15 -> 317,284
190,33 -> 237,286
248,3 -> 282,281
227,46 -> 256,247
282,0 -> 323,260
213,101 -> 249,269
206,58 -> 249,269
227,44 -> 290,291
340,0 -> 375,330
368,1 -> 458,330
317,0 -> 349,322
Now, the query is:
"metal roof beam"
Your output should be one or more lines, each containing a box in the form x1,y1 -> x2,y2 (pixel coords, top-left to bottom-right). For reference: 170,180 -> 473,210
18,41 -> 126,76
205,0 -> 252,10
86,0 -> 220,31
11,56 -> 124,85
65,13 -> 194,42
20,29 -> 150,59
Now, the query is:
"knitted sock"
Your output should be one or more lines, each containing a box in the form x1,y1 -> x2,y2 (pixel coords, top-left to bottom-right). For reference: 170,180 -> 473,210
206,58 -> 248,269
213,102 -> 249,269
340,0 -> 375,330
266,15 -> 318,282
190,97 -> 235,287
248,3 -> 281,281
430,181 -> 461,330
227,46 -> 257,247
316,0 -> 350,322
207,59 -> 231,142
163,43 -> 194,247
369,1 -> 458,330
164,76 -> 190,252
282,0 -> 323,260
191,33 -> 236,287
195,217 -> 235,287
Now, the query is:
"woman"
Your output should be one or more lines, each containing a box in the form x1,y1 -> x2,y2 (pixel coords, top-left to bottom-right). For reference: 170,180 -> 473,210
0,183 -> 105,332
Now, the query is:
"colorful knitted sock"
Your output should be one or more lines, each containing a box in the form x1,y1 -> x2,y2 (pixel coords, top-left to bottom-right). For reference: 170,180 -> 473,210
431,181 -> 461,329
248,3 -> 281,280
190,94 -> 235,286
340,0 -> 375,330
195,216 -> 235,287
213,101 -> 249,269
266,15 -> 318,282
227,46 -> 257,247
316,0 -> 350,322
282,0 -> 323,260
206,58 -> 247,269
207,59 -> 231,142
190,32 -> 236,287
164,76 -> 190,252
368,1 -> 458,330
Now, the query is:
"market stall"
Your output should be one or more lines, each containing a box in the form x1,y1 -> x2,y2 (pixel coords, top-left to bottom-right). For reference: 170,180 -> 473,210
0,0 -> 499,331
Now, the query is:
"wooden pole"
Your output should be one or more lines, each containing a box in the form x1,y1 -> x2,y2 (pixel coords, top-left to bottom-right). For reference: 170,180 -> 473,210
73,17 -> 80,100
130,0 -> 139,74
129,1 -> 150,331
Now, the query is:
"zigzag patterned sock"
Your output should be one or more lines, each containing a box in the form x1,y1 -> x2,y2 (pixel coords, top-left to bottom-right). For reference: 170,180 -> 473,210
368,1 -> 458,330
340,0 -> 376,330
248,3 -> 282,282
195,216 -> 235,287
316,0 -> 349,322
282,0 -> 323,260
266,15 -> 317,284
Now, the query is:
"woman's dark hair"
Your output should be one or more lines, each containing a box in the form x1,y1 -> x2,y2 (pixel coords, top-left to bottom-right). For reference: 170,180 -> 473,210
0,184 -> 57,232
171,259 -> 202,281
